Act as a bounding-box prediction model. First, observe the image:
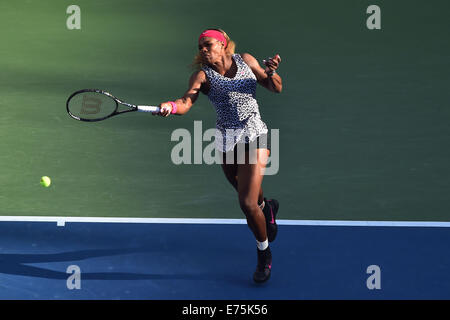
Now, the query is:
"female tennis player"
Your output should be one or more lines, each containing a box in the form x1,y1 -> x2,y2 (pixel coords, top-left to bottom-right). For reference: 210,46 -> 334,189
154,28 -> 282,283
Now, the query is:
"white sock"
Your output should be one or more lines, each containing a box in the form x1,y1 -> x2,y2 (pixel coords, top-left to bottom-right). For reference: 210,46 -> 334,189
256,239 -> 269,251
258,200 -> 265,210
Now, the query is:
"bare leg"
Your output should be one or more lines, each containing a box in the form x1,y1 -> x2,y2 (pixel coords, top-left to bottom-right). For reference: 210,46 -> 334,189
221,148 -> 272,283
236,149 -> 270,242
221,151 -> 269,205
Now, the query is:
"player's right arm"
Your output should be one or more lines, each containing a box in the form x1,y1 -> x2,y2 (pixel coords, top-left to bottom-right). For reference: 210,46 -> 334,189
155,70 -> 207,117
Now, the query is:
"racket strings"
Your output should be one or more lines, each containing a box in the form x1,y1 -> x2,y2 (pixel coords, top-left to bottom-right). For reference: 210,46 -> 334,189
68,91 -> 117,121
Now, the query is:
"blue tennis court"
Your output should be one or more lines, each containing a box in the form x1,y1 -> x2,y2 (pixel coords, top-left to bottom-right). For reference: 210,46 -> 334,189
1,219 -> 449,300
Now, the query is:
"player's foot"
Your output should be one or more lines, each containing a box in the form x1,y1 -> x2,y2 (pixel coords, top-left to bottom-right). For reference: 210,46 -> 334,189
253,246 -> 272,283
263,198 -> 279,242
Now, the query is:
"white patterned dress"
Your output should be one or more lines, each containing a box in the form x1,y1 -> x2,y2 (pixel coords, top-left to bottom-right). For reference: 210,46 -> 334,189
202,53 -> 268,153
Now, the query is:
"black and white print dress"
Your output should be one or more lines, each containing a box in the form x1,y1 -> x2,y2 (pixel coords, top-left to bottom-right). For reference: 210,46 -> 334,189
202,53 -> 268,153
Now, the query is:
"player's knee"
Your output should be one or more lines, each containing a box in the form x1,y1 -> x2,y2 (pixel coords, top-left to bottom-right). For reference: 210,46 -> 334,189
239,197 -> 259,216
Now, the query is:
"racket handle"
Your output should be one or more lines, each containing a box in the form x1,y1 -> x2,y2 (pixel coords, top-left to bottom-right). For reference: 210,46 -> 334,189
137,105 -> 160,113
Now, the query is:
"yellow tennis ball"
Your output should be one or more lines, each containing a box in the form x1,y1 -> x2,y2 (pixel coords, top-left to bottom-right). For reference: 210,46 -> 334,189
40,176 -> 51,187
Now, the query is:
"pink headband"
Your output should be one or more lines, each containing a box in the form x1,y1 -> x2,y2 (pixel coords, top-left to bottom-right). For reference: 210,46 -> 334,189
198,30 -> 227,47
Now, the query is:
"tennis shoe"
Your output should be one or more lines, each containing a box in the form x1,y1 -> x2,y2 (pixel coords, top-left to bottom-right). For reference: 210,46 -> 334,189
263,198 -> 279,242
253,247 -> 272,283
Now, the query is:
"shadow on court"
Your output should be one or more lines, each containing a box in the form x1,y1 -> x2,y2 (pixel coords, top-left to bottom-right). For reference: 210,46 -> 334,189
1,221 -> 450,299
0,247 -> 216,281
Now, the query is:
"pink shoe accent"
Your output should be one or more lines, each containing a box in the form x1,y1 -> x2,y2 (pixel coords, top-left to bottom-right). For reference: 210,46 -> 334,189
269,204 -> 275,224
268,264 -> 272,269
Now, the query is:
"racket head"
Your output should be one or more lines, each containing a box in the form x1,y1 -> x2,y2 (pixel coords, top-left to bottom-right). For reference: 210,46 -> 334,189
66,89 -> 119,122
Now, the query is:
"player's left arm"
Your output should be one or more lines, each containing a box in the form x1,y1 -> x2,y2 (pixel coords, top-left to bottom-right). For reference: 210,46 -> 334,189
241,52 -> 282,93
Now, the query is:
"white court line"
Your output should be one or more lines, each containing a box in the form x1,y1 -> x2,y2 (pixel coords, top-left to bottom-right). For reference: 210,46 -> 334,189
0,216 -> 450,227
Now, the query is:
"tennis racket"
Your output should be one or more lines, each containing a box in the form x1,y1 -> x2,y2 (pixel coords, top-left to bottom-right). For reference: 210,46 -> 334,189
66,89 -> 160,122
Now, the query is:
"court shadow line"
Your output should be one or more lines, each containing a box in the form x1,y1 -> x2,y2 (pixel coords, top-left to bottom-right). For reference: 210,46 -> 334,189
0,247 -> 216,281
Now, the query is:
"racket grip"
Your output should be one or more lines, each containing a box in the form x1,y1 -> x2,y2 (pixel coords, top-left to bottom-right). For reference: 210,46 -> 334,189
137,105 -> 160,113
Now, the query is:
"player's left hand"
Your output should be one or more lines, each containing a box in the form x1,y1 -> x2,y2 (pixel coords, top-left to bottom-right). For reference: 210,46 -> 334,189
263,54 -> 281,73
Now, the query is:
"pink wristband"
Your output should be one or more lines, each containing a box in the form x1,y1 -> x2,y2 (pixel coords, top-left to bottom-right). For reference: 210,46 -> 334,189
169,101 -> 177,114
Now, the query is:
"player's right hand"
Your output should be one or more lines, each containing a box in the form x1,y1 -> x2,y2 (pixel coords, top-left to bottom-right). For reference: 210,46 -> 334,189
153,102 -> 173,117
